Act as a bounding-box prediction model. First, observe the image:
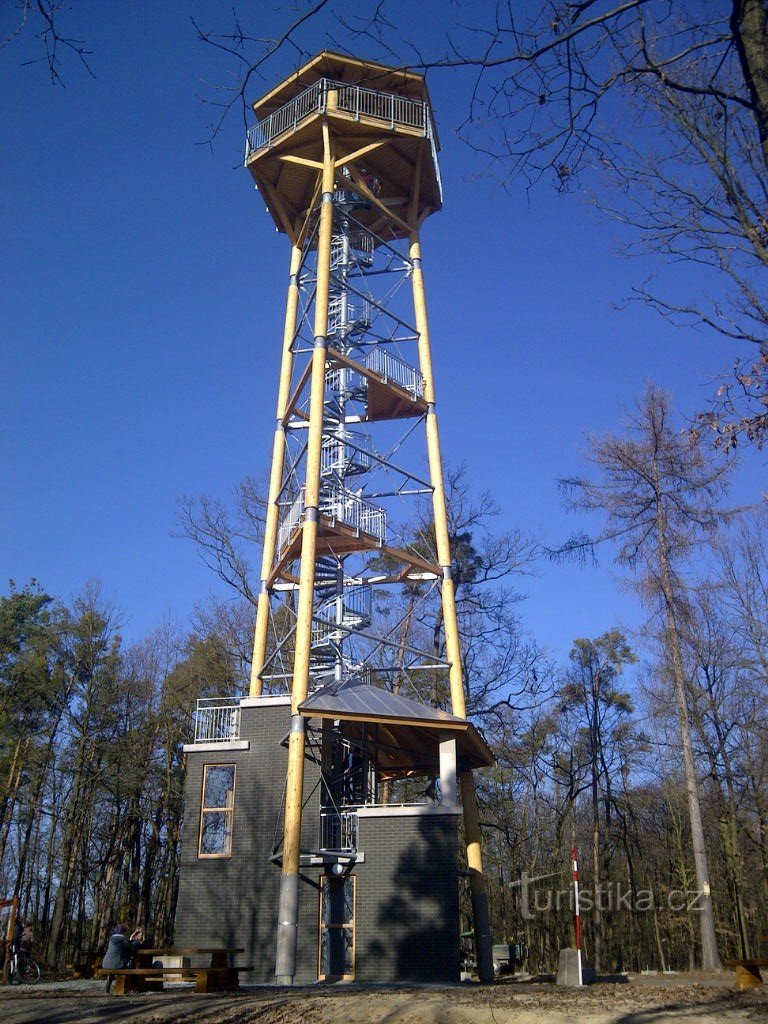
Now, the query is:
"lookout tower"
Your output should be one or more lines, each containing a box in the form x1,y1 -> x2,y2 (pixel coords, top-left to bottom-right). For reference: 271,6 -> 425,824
175,52 -> 494,985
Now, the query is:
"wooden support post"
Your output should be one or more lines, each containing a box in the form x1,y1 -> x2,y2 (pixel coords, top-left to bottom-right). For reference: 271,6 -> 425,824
409,231 -> 494,983
250,244 -> 303,696
275,125 -> 335,985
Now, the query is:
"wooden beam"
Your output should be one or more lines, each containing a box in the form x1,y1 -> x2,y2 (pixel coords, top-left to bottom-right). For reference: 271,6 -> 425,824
408,147 -> 423,229
296,176 -> 323,248
278,154 -> 323,170
281,358 -> 314,426
344,161 -> 412,235
300,708 -> 470,731
260,178 -> 298,243
337,140 -> 386,165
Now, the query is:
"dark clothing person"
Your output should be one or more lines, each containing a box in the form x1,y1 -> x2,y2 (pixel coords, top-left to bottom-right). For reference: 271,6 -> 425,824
103,925 -> 142,992
102,931 -> 137,970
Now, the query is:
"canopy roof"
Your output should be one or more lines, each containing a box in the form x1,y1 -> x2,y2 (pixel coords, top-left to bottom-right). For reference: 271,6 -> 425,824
299,682 -> 494,781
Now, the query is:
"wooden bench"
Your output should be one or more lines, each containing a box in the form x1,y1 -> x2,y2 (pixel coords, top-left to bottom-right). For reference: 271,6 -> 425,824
95,964 -> 251,994
725,958 -> 768,989
67,954 -> 101,979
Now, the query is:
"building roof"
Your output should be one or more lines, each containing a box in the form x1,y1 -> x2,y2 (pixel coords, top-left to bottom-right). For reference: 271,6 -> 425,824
299,682 -> 494,780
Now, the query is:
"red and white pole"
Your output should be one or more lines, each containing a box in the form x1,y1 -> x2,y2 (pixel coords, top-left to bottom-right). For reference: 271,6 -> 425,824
572,846 -> 583,985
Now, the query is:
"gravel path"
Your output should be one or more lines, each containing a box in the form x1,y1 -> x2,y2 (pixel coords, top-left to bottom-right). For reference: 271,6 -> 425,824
1,974 -> 766,1024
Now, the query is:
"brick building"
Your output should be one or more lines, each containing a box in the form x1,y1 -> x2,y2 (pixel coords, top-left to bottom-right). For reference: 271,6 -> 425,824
175,690 -> 491,982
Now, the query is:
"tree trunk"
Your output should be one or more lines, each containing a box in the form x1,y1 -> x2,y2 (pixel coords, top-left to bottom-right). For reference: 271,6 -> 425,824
651,450 -> 722,972
732,0 -> 768,169
661,598 -> 722,969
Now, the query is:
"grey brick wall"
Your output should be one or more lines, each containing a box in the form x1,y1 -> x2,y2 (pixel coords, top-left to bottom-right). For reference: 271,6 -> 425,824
354,811 -> 461,982
175,702 -> 461,984
174,701 -> 321,984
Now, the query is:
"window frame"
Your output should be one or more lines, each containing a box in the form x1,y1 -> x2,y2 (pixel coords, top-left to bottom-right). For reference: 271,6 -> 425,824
317,874 -> 356,981
197,763 -> 237,859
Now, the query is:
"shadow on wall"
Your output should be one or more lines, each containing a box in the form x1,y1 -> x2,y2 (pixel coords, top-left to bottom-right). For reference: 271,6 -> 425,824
368,813 -> 460,983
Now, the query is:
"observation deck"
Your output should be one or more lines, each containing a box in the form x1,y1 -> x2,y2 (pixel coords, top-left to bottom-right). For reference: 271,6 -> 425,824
244,52 -> 443,241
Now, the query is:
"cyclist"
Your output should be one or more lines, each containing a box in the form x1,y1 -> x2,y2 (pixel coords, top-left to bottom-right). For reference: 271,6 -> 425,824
5,920 -> 39,984
19,923 -> 33,957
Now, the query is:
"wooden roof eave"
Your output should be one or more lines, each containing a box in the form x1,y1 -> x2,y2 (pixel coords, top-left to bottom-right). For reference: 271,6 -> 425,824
301,710 -> 494,775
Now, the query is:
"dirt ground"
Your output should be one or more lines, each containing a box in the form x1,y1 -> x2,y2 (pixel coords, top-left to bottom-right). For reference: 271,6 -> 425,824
1,974 -> 767,1024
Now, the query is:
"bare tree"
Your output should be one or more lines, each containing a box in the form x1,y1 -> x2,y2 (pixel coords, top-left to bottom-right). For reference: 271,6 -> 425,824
557,630 -> 636,972
558,383 -> 732,970
2,0 -> 94,83
175,477 -> 266,606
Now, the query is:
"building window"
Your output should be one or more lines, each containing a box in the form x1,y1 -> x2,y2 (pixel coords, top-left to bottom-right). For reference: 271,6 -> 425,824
318,875 -> 355,980
198,764 -> 236,858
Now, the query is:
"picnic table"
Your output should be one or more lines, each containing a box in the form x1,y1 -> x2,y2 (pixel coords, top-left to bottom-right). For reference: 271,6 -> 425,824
725,958 -> 768,989
96,946 -> 249,994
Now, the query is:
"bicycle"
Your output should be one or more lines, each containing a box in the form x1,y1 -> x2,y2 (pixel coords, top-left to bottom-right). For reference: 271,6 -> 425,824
4,949 -> 41,985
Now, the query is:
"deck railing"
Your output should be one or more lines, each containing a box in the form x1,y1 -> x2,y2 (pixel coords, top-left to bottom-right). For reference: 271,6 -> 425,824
320,809 -> 359,852
363,348 -> 424,399
278,485 -> 387,553
245,78 -> 430,158
194,697 -> 241,743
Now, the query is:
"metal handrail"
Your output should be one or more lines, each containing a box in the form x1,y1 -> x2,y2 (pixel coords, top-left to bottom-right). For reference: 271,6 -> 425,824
245,78 -> 430,159
336,83 -> 426,131
194,697 -> 241,743
245,79 -> 326,156
363,348 -> 424,398
321,431 -> 373,475
312,584 -> 373,639
327,295 -> 372,336
320,809 -> 359,851
331,231 -> 374,269
321,486 -> 386,543
278,485 -> 387,552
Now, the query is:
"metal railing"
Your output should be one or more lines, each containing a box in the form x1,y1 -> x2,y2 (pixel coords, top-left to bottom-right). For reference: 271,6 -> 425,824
322,486 -> 386,542
312,585 -> 373,645
245,79 -> 326,156
363,348 -> 424,398
321,431 -> 373,476
320,809 -> 359,851
245,78 -> 430,158
278,485 -> 387,553
277,489 -> 306,552
336,83 -> 427,131
326,366 -> 362,394
194,697 -> 241,743
327,295 -> 372,337
331,231 -> 374,269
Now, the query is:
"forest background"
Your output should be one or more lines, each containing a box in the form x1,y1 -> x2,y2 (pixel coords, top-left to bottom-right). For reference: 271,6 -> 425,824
2,0 -> 768,977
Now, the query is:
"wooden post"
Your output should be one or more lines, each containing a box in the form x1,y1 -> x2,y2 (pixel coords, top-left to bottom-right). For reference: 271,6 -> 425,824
409,232 -> 494,983
250,243 -> 303,696
275,125 -> 335,985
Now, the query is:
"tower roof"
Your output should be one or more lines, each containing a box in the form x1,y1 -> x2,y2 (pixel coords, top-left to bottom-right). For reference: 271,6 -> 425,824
252,51 -> 435,120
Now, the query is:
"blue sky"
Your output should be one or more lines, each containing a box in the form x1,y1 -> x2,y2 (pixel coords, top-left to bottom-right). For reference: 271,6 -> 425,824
2,2 -> 761,666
